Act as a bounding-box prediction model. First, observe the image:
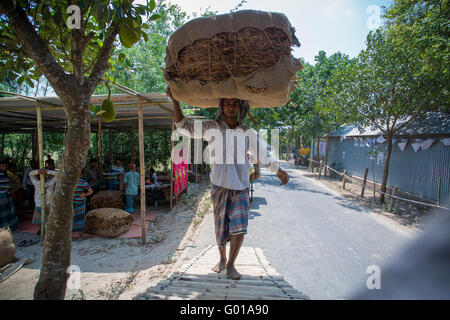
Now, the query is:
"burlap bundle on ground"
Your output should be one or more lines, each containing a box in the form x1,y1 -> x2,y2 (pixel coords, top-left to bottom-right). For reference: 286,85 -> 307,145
164,10 -> 303,108
0,228 -> 15,267
84,208 -> 133,238
89,190 -> 124,209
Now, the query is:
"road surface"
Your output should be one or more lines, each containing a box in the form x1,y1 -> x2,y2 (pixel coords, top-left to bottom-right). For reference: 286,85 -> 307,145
181,163 -> 419,300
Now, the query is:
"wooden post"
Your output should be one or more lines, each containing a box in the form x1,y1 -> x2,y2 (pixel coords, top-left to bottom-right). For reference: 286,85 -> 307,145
437,177 -> 441,206
318,161 -> 322,179
324,137 -> 329,176
342,170 -> 347,189
361,168 -> 369,197
32,129 -> 38,162
130,126 -> 136,164
391,186 -> 398,208
108,129 -> 112,164
170,118 -> 174,209
98,118 -> 103,177
316,138 -> 320,173
138,99 -> 146,245
36,102 -> 46,240
149,129 -> 153,166
164,130 -> 168,172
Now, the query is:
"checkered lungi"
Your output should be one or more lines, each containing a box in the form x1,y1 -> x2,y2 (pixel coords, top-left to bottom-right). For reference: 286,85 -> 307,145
0,192 -> 18,230
211,184 -> 249,250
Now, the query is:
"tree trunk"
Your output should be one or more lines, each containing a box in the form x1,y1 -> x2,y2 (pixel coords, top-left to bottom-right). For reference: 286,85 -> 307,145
379,134 -> 393,204
33,95 -> 91,300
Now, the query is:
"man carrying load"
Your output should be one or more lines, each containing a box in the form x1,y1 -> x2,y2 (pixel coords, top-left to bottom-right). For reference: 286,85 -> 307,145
167,87 -> 289,280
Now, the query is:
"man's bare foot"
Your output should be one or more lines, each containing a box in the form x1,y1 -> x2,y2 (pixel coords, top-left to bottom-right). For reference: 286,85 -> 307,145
226,265 -> 242,280
212,260 -> 227,273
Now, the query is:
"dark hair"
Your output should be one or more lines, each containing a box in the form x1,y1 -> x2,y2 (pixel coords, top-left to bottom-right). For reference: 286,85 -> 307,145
0,159 -> 8,165
150,168 -> 155,173
90,158 -> 98,163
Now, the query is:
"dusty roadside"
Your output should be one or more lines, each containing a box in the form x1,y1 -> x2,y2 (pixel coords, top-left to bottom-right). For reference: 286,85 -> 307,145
0,179 -> 214,300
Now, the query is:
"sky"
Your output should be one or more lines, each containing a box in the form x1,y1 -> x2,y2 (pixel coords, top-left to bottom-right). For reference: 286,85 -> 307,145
162,0 -> 394,64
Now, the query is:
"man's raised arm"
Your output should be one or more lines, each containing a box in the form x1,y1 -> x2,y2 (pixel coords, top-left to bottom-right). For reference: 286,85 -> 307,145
166,87 -> 184,123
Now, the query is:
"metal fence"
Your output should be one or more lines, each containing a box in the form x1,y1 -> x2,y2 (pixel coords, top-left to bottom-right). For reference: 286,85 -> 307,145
323,137 -> 450,204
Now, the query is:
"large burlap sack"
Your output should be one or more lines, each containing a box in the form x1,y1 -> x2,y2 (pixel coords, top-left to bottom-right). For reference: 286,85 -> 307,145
0,228 -> 15,267
164,10 -> 303,108
89,190 -> 124,209
84,208 -> 133,238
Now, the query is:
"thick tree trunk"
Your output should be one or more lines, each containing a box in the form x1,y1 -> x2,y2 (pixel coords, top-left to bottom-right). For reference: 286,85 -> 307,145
33,95 -> 91,300
379,134 -> 393,204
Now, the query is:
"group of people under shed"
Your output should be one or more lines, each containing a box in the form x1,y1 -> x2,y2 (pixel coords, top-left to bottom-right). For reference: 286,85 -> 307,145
0,156 -> 158,234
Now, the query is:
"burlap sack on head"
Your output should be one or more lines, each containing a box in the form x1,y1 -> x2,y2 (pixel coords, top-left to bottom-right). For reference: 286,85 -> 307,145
84,208 -> 133,238
164,10 -> 303,108
89,190 -> 124,209
0,228 -> 15,267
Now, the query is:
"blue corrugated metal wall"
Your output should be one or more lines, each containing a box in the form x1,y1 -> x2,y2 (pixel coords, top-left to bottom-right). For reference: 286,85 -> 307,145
326,137 -> 450,202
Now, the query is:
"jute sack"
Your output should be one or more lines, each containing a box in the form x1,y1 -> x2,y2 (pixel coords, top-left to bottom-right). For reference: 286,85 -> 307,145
89,190 -> 124,209
0,228 -> 15,267
164,10 -> 303,108
84,208 -> 133,238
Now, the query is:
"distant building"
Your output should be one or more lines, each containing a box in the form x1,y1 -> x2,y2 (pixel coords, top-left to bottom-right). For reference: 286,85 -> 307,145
323,112 -> 450,204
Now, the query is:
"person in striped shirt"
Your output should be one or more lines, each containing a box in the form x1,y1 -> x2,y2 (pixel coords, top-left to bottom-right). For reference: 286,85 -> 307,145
0,159 -> 18,230
72,175 -> 93,232
104,159 -> 124,191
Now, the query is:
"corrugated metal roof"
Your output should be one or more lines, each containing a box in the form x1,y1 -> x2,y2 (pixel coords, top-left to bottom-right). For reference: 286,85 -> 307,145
329,112 -> 450,137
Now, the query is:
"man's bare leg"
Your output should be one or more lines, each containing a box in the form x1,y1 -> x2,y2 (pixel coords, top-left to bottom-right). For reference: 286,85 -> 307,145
212,245 -> 227,272
227,234 -> 244,280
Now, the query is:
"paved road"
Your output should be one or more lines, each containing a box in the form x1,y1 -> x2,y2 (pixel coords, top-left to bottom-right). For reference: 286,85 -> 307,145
242,163 -> 418,300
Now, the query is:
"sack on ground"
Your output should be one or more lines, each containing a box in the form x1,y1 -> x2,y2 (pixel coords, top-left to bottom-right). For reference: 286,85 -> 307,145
84,208 -> 133,238
89,190 -> 124,209
0,228 -> 15,267
164,10 -> 303,108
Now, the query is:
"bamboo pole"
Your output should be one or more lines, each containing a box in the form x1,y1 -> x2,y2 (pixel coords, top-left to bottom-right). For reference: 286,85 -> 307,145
170,117 -> 174,209
36,102 -> 46,240
138,99 -> 146,245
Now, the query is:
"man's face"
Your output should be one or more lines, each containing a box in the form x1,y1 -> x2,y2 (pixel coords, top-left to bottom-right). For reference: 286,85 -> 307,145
116,160 -> 122,167
90,161 -> 97,168
222,99 -> 240,119
0,164 -> 7,172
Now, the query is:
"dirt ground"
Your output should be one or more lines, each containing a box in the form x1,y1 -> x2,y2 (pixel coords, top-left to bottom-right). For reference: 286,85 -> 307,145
0,179 -> 213,300
293,163 -> 439,230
